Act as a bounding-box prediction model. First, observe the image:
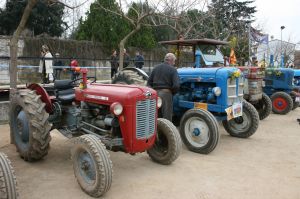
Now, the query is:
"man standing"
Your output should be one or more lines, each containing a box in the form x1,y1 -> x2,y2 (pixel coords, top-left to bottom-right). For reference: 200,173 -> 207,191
147,53 -> 180,121
53,52 -> 63,80
134,51 -> 144,69
39,44 -> 53,83
123,48 -> 130,68
110,50 -> 118,78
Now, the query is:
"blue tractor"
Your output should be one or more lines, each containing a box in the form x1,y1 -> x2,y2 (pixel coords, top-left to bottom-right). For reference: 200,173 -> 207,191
113,39 -> 259,155
263,68 -> 300,114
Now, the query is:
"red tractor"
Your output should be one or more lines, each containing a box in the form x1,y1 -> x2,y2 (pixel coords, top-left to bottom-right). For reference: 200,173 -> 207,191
9,69 -> 181,197
0,152 -> 18,199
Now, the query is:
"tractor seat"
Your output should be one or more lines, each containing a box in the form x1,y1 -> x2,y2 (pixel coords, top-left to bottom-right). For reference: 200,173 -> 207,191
54,79 -> 74,90
54,80 -> 75,103
57,88 -> 75,104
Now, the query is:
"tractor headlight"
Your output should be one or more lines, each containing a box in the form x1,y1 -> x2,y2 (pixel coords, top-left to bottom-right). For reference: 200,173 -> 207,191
157,97 -> 162,108
110,102 -> 123,116
212,87 -> 221,96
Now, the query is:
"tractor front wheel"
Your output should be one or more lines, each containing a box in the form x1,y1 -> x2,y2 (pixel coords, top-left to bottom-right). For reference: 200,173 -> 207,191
290,91 -> 300,110
179,109 -> 219,154
222,101 -> 259,138
271,92 -> 293,114
147,118 -> 182,165
10,89 -> 52,161
0,153 -> 18,199
71,135 -> 112,198
254,93 -> 272,120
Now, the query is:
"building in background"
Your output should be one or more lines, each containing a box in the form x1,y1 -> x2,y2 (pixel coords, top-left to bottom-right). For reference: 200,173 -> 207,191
256,39 -> 296,67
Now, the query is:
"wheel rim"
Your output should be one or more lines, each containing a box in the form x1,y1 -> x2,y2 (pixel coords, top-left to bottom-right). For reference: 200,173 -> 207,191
14,109 -> 30,150
273,97 -> 288,111
77,150 -> 96,184
227,109 -> 251,133
184,117 -> 209,147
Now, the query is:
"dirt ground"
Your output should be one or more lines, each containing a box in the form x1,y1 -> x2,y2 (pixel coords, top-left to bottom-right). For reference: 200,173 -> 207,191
1,110 -> 300,199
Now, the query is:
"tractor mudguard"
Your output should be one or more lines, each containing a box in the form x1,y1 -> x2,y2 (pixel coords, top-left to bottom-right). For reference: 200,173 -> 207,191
123,67 -> 149,79
27,83 -> 53,113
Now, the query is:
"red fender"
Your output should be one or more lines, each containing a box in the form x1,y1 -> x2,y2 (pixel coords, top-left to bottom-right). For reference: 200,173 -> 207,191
27,83 -> 53,113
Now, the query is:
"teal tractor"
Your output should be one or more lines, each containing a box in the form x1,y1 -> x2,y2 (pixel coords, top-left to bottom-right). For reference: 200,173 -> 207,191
263,68 -> 300,114
113,39 -> 259,155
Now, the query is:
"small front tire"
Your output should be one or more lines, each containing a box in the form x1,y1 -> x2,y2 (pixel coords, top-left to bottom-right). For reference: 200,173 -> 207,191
147,118 -> 182,165
0,153 -> 18,199
271,91 -> 293,114
71,135 -> 113,198
290,91 -> 300,110
179,109 -> 219,154
223,101 -> 259,138
254,93 -> 272,120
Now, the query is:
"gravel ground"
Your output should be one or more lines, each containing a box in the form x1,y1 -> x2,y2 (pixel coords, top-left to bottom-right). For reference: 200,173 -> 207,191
1,110 -> 300,199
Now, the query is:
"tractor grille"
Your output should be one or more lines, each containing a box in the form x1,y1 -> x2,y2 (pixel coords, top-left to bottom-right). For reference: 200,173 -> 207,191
227,77 -> 244,106
136,99 -> 156,139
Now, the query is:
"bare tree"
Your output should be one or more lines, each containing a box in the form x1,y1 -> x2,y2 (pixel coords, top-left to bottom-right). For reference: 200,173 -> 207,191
9,0 -> 38,91
9,0 -> 88,92
94,0 -> 207,69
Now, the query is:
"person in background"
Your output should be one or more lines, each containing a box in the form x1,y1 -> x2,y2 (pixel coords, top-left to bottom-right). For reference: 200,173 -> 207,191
70,59 -> 80,80
147,53 -> 180,121
39,44 -> 53,84
134,51 -> 144,69
123,48 -> 130,68
53,52 -> 63,80
110,49 -> 119,78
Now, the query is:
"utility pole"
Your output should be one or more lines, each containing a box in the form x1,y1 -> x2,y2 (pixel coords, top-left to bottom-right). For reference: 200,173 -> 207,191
280,25 -> 285,67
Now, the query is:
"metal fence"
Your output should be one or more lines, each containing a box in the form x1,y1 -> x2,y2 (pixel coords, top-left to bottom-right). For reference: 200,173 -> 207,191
0,56 -> 166,85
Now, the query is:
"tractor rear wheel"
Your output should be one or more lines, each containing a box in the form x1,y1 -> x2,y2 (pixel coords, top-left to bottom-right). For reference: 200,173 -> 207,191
179,109 -> 219,154
71,135 -> 112,197
0,153 -> 18,199
222,101 -> 259,138
10,89 -> 52,161
271,92 -> 293,114
147,118 -> 182,165
290,91 -> 300,110
253,93 -> 272,120
112,69 -> 147,86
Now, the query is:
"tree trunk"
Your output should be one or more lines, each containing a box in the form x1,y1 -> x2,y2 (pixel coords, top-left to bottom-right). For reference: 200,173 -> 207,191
9,0 -> 37,90
9,0 -> 37,144
118,24 -> 141,70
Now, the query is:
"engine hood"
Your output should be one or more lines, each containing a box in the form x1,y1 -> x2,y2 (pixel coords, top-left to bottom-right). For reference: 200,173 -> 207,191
75,83 -> 157,105
177,67 -> 240,82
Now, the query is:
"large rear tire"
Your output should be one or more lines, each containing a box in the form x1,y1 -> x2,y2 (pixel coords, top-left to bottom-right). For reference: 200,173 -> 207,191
71,135 -> 113,198
112,69 -> 147,86
290,91 -> 300,110
179,109 -> 219,154
10,89 -> 52,161
253,93 -> 272,120
222,101 -> 259,138
0,153 -> 18,199
271,91 -> 293,114
147,118 -> 182,165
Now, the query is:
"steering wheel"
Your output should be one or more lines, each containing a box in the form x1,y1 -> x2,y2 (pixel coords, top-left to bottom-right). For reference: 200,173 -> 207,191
70,76 -> 97,85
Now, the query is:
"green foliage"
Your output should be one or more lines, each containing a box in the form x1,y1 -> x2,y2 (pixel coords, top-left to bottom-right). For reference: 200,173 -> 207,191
75,0 -> 157,50
207,0 -> 256,63
0,0 -> 66,36
75,0 -> 130,50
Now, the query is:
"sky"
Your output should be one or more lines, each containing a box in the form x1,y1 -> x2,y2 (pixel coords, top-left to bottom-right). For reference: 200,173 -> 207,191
1,0 -> 299,45
252,0 -> 300,44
